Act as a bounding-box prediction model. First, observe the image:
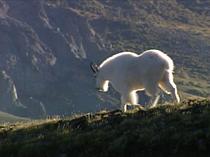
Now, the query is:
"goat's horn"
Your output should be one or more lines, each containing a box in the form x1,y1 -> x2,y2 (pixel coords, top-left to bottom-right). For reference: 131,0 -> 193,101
90,62 -> 99,73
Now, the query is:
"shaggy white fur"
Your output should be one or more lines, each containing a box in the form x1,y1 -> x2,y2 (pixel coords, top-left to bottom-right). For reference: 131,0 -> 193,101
93,49 -> 180,112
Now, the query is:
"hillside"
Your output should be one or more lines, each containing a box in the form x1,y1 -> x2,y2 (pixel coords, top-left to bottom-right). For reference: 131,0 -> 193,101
0,111 -> 28,123
0,0 -> 209,118
0,99 -> 210,157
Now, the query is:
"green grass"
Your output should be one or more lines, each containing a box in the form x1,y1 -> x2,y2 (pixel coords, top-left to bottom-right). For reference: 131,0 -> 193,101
0,98 -> 210,157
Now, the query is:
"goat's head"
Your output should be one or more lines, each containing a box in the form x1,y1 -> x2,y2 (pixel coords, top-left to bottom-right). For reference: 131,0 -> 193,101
90,62 -> 99,74
90,62 -> 108,92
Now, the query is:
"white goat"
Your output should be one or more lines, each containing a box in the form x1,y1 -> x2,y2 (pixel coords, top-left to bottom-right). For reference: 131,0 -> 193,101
91,49 -> 180,112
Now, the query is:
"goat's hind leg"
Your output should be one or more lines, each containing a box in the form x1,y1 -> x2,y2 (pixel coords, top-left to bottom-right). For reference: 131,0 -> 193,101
159,72 -> 180,103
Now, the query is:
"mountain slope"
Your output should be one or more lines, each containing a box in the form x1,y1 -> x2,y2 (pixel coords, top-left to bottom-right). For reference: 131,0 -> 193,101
0,111 -> 28,123
0,0 -> 209,117
0,99 -> 210,157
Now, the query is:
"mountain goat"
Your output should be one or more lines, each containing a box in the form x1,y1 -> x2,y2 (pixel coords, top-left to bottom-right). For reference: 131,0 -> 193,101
91,49 -> 180,112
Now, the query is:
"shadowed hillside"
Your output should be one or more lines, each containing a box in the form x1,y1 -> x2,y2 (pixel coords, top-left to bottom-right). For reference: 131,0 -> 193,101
0,111 -> 28,123
0,0 -> 209,118
0,99 -> 210,157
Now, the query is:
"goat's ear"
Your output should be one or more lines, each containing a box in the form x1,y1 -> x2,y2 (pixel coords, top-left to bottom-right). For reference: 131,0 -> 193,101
90,62 -> 99,73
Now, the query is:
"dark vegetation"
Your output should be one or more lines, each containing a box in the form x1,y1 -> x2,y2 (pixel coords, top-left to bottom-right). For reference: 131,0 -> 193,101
0,98 -> 210,157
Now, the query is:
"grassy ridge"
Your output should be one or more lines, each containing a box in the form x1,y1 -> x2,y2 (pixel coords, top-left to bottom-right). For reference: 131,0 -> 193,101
0,111 -> 29,123
0,99 -> 210,157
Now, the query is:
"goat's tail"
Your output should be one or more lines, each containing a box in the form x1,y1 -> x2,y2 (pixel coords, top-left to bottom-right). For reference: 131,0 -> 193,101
161,53 -> 175,73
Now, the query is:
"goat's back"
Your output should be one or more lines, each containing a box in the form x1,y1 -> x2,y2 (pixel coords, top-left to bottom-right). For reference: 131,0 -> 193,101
99,50 -> 174,89
139,49 -> 174,72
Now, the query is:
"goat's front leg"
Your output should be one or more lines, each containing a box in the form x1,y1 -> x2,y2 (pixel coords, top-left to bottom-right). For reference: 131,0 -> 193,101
124,104 -> 128,112
147,95 -> 160,109
131,104 -> 145,111
121,95 -> 129,112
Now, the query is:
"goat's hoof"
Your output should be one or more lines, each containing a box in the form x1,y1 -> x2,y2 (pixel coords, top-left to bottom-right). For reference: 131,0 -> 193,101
136,105 -> 146,111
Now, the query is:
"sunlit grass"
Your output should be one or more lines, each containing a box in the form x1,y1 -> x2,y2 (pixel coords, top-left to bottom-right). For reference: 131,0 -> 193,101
0,98 -> 210,156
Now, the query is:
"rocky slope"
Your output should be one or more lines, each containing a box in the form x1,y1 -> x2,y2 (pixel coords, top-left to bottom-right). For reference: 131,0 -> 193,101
0,0 -> 209,118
